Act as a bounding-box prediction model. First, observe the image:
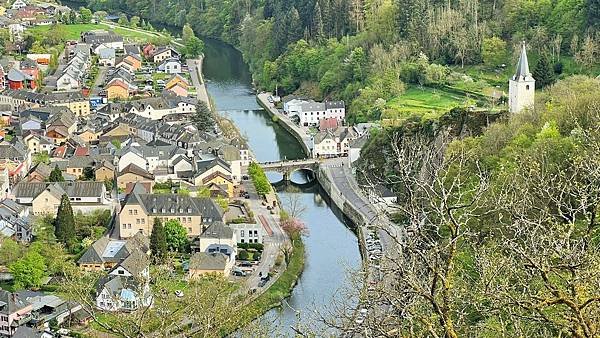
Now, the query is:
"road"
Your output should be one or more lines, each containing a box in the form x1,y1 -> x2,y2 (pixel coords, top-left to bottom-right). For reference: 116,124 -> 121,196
187,58 -> 211,108
239,176 -> 288,292
90,66 -> 107,96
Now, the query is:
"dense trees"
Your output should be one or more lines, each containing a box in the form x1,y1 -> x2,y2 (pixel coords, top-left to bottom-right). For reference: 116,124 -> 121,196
48,166 -> 64,182
164,220 -> 188,253
532,54 -> 556,88
247,162 -> 271,196
352,76 -> 600,336
9,247 -> 47,289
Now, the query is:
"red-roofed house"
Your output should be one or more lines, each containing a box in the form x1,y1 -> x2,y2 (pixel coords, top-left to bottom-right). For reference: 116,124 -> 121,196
319,117 -> 339,131
74,147 -> 89,156
142,44 -> 155,59
52,145 -> 67,158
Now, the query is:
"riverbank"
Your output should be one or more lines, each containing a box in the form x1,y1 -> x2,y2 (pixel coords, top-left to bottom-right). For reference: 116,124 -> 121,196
256,93 -> 312,157
224,235 -> 305,335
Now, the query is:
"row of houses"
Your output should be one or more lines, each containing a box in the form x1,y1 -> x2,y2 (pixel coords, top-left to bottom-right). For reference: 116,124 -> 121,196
283,98 -> 346,127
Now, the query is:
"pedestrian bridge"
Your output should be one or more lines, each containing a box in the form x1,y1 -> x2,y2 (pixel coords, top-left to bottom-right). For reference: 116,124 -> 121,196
259,158 -> 320,181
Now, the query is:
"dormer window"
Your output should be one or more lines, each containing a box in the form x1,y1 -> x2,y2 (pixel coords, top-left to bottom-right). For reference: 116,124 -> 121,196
170,208 -> 175,213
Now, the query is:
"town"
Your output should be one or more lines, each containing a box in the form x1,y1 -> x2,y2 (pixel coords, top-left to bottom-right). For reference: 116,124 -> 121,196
0,4 -> 296,336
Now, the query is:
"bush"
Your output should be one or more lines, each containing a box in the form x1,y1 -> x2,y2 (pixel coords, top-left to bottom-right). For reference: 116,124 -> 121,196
248,243 -> 264,251
238,243 -> 249,249
238,250 -> 249,260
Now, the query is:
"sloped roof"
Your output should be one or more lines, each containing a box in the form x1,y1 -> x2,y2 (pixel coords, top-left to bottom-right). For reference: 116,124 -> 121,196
189,252 -> 227,271
513,41 -> 532,81
200,222 -> 233,239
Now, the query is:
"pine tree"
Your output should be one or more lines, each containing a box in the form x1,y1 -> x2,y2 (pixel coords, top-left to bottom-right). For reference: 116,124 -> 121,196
533,54 -> 556,89
150,218 -> 167,264
191,101 -> 214,132
54,194 -> 75,247
48,166 -> 64,182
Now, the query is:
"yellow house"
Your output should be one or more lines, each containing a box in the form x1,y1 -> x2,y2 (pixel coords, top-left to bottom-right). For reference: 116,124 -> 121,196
188,252 -> 233,278
107,80 -> 130,100
201,172 -> 234,198
55,100 -> 91,117
78,129 -> 100,143
165,74 -> 189,90
124,54 -> 142,71
95,161 -> 115,182
118,193 -> 223,238
31,185 -> 63,216
117,164 -> 154,189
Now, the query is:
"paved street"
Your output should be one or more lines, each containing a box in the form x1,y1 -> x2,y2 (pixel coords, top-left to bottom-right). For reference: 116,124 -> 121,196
238,172 -> 288,292
187,58 -> 210,107
90,66 -> 107,96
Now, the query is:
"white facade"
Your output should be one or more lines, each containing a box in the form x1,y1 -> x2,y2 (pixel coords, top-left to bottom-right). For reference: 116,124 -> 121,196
118,151 -> 147,172
11,0 -> 27,10
158,59 -> 182,74
230,223 -> 265,244
128,101 -> 196,120
297,100 -> 346,127
508,42 -> 535,113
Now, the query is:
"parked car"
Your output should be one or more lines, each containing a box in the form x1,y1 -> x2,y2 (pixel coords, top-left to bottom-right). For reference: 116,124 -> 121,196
232,269 -> 246,277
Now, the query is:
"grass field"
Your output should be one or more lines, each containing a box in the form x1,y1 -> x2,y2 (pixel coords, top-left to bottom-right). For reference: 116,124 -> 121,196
28,23 -> 165,42
383,86 -> 474,121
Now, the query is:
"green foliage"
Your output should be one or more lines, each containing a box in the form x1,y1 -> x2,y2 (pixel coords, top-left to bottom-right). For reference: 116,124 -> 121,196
247,162 -> 271,196
150,218 -> 168,263
191,101 -> 214,132
55,194 -> 76,248
33,152 -> 50,165
237,249 -> 249,260
118,13 -> 128,26
82,167 -> 95,181
79,7 -> 93,24
9,246 -> 47,289
482,37 -> 508,67
0,239 -> 25,266
533,54 -> 556,88
48,166 -> 64,182
164,220 -> 188,253
111,139 -> 121,150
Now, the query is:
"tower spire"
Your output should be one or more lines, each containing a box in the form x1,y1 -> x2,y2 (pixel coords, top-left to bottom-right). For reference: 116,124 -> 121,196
513,41 -> 531,80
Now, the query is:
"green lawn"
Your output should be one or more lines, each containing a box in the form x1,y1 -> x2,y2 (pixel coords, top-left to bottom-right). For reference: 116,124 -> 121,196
27,23 -> 165,43
383,86 -> 475,123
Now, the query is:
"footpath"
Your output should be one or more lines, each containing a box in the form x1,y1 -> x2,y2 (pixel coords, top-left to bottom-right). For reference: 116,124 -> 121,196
187,57 -> 211,108
256,92 -> 313,156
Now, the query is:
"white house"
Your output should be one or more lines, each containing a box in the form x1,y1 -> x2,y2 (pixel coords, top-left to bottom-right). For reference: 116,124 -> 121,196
96,250 -> 152,312
56,68 -> 80,91
11,0 -> 27,10
152,47 -> 179,64
283,98 -> 304,116
157,58 -> 182,74
312,126 -> 357,158
126,96 -> 196,120
296,100 -> 346,127
197,222 -> 237,258
8,24 -> 25,38
98,47 -> 116,66
229,223 -> 265,244
118,147 -> 147,172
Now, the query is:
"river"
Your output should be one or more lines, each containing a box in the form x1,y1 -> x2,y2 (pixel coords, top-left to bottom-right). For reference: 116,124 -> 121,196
202,38 -> 361,334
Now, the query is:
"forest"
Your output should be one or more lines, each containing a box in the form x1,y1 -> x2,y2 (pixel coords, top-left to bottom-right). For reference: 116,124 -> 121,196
73,0 -> 600,122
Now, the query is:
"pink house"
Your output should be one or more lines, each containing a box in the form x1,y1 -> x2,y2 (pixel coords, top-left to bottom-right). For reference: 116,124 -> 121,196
0,290 -> 33,336
166,83 -> 188,97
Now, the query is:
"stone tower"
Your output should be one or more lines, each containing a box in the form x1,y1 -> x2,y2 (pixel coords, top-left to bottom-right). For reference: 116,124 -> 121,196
508,42 -> 535,113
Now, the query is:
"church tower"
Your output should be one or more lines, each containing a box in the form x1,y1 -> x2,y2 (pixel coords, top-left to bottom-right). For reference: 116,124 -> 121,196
508,42 -> 535,113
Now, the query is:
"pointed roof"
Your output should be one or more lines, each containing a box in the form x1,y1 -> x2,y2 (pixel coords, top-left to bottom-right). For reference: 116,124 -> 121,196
512,41 -> 533,81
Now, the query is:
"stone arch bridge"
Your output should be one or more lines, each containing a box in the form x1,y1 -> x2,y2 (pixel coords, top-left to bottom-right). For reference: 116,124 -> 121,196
259,158 -> 321,181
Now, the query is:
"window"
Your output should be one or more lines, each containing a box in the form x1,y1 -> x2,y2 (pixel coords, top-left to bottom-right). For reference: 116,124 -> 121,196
129,210 -> 133,215
241,239 -> 245,243
136,219 -> 140,224
118,270 -> 124,275
526,85 -> 530,90
134,210 -> 138,215
141,219 -> 145,224
188,217 -> 191,222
